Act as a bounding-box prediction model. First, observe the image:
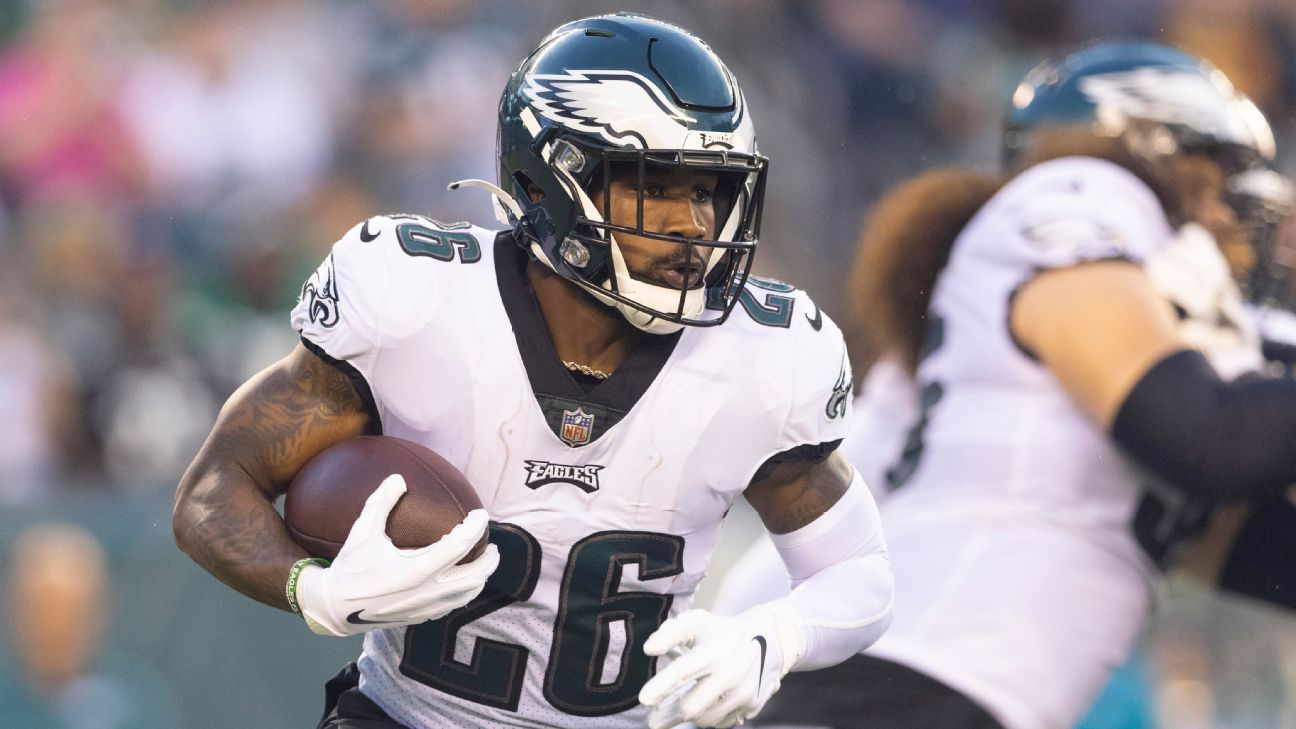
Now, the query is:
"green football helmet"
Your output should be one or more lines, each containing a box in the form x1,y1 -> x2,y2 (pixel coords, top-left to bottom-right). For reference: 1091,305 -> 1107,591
494,13 -> 768,334
1004,41 -> 1294,304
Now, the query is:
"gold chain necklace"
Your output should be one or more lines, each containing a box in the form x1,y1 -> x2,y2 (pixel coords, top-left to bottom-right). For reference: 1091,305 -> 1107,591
562,360 -> 611,380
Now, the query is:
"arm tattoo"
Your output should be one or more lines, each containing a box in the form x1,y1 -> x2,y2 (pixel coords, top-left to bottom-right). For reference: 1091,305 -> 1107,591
747,449 -> 853,534
207,351 -> 366,490
174,345 -> 369,608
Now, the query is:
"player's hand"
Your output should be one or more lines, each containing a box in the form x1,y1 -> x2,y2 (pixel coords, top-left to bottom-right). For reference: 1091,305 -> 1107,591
294,474 -> 499,637
639,607 -> 792,729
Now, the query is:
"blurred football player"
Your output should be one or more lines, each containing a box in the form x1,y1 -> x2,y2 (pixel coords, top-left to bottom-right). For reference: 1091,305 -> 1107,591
715,41 -> 1296,729
172,13 -> 892,729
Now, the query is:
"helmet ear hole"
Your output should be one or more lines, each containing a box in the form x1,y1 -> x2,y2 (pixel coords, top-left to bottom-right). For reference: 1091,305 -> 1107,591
513,172 -> 544,203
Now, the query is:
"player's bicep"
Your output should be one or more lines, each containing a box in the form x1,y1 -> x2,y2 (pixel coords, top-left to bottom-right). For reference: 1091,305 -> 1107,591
745,449 -> 853,534
193,343 -> 373,497
1010,260 -> 1188,427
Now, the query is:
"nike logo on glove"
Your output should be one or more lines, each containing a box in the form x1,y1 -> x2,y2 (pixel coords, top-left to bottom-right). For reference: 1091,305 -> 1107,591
359,220 -> 380,242
805,302 -> 822,331
346,610 -> 394,625
753,635 -> 768,692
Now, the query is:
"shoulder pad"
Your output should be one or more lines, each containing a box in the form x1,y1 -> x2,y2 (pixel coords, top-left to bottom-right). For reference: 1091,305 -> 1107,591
291,215 -> 495,361
988,157 -> 1172,268
723,277 -> 853,450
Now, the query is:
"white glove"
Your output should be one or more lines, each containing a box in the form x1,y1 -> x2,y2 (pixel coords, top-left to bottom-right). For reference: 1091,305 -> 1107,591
294,474 -> 499,637
638,606 -> 800,729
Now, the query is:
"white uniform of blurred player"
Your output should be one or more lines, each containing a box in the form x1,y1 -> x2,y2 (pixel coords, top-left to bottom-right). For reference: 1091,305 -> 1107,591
717,42 -> 1296,729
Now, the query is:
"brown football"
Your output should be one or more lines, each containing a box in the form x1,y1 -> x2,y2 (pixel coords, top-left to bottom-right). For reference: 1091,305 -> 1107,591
284,436 -> 487,562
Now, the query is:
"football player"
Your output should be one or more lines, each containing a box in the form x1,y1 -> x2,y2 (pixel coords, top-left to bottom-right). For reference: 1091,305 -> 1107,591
714,42 -> 1296,729
172,13 -> 893,729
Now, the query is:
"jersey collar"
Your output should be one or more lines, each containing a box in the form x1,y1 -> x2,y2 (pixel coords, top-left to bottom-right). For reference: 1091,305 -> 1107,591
494,233 -> 681,446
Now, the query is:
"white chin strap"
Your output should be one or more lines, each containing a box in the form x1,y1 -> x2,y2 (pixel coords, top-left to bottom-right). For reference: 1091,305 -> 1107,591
605,238 -> 712,335
601,182 -> 743,334
529,238 -> 702,336
610,174 -> 750,334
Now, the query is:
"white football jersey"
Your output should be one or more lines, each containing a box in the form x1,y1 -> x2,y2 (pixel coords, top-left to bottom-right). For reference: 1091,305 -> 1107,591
290,214 -> 851,728
840,356 -> 916,502
867,157 -> 1262,729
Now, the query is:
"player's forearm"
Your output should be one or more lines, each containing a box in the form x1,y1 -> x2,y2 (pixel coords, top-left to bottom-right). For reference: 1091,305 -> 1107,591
765,473 -> 894,671
776,548 -> 893,671
1111,349 -> 1296,500
173,345 -> 372,610
174,461 -> 304,610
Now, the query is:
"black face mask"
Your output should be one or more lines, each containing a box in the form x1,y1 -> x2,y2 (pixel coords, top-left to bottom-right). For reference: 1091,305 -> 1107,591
532,138 -> 769,328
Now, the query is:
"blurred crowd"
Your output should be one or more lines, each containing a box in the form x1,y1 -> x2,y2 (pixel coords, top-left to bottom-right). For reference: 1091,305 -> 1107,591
3,1 -> 1296,726
2,523 -> 182,728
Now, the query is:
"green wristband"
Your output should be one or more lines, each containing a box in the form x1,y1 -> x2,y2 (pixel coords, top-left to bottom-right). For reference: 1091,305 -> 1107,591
286,557 -> 330,615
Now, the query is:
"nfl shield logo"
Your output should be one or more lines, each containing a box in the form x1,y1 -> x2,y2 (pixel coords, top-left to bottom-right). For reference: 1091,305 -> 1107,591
560,408 -> 595,447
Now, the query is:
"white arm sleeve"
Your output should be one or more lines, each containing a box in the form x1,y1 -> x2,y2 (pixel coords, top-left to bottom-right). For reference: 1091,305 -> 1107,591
764,469 -> 893,671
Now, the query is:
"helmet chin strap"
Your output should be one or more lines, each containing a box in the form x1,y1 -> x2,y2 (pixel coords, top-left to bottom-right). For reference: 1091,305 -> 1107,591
527,236 -> 702,336
604,238 -> 705,335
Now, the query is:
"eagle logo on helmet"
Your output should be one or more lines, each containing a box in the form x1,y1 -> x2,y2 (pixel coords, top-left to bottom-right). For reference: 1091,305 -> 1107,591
522,69 -> 697,149
1078,67 -> 1258,146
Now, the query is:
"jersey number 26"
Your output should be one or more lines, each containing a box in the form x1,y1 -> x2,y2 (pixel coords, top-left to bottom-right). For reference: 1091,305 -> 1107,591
400,523 -> 685,717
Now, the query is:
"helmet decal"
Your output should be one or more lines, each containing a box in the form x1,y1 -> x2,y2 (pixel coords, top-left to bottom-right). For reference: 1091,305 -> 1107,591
1078,68 -> 1254,145
523,69 -> 697,149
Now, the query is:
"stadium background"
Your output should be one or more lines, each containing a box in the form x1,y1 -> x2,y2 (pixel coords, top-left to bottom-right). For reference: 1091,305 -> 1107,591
1,0 -> 1294,727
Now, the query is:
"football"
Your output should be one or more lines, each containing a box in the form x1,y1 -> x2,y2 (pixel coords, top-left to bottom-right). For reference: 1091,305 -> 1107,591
283,436 -> 487,562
